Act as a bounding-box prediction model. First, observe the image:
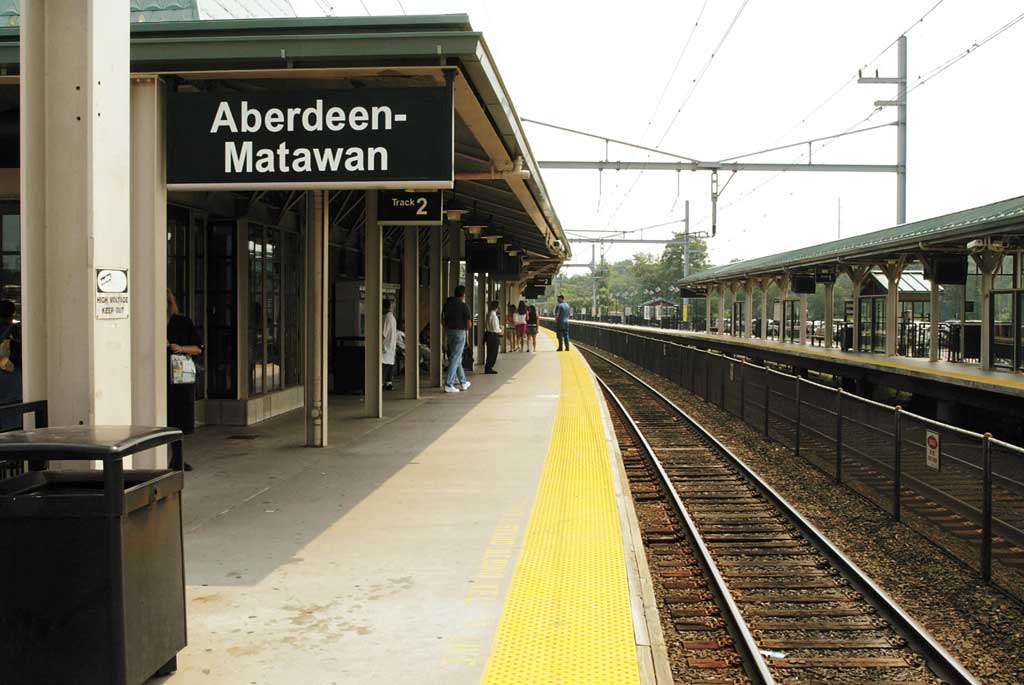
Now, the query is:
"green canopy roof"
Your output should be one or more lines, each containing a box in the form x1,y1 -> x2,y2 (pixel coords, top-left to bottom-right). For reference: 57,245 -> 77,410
680,195 -> 1024,285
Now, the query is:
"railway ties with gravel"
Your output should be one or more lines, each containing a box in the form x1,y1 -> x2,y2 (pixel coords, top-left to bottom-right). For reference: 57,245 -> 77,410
582,345 -> 980,685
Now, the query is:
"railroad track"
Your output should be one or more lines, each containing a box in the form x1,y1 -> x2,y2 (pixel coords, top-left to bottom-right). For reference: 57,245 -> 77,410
582,345 -> 980,685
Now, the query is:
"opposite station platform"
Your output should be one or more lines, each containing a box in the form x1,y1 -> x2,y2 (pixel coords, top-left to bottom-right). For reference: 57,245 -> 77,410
152,330 -> 668,685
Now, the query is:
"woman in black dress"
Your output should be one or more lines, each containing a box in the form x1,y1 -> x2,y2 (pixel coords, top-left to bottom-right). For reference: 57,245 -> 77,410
167,289 -> 203,470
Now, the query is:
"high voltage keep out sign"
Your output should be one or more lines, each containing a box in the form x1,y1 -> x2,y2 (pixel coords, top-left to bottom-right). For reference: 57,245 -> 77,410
166,86 -> 453,190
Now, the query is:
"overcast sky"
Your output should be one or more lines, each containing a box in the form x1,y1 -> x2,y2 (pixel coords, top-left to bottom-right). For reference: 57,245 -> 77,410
292,0 -> 1024,271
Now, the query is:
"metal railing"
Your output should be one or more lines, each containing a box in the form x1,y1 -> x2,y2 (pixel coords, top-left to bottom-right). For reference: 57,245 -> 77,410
555,319 -> 1024,602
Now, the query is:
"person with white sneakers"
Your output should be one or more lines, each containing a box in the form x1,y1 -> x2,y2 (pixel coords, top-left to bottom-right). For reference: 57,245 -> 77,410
442,284 -> 472,393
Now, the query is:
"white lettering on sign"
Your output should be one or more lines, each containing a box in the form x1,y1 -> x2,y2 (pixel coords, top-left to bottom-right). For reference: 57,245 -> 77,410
212,99 -> 403,177
925,430 -> 941,470
96,269 -> 129,320
224,141 -> 388,174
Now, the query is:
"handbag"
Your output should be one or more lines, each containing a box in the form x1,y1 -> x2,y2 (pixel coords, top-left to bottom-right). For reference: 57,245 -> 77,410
170,353 -> 197,385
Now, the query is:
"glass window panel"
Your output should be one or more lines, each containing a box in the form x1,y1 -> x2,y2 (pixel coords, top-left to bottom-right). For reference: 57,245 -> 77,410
205,222 -> 236,399
992,291 -> 1015,369
2,214 -> 19,252
265,228 -> 282,392
249,225 -> 264,396
285,230 -> 303,387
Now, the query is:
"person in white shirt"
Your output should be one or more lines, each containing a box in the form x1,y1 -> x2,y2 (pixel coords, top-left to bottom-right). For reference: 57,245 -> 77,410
382,299 -> 398,390
484,300 -> 502,374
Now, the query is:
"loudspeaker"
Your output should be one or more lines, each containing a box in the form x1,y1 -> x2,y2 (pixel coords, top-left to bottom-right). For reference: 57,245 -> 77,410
791,275 -> 816,294
928,256 -> 968,285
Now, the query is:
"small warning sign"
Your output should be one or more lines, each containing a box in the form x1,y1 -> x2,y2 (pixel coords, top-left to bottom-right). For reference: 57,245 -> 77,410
96,269 -> 129,320
925,430 -> 941,470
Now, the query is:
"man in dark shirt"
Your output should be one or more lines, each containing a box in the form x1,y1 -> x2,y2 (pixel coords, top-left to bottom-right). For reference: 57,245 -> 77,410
442,284 -> 472,392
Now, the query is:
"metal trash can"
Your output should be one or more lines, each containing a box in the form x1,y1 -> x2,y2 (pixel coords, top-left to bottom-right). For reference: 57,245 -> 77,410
0,426 -> 187,685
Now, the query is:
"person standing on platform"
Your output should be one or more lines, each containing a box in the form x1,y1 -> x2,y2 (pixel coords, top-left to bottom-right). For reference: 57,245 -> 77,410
484,300 -> 502,374
514,301 -> 528,352
0,300 -> 22,431
382,298 -> 397,391
443,284 -> 472,393
526,304 -> 539,353
167,289 -> 202,471
555,294 -> 571,351
505,304 -> 518,352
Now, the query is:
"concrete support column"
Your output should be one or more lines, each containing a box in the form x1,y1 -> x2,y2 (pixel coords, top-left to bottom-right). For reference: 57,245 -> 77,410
843,266 -> 871,354
21,1 -> 132,443
824,282 -> 835,350
881,259 -> 905,356
403,229 -> 419,399
476,273 -> 486,370
760,281 -> 769,339
130,76 -> 167,468
928,264 -> 940,362
364,191 -> 383,418
428,225 -> 442,387
799,293 -> 808,345
973,251 -> 1002,370
743,282 -> 753,339
305,191 -> 329,446
718,286 -> 726,335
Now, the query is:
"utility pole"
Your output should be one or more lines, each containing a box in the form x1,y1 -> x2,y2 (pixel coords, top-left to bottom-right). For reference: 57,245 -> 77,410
859,34 -> 907,224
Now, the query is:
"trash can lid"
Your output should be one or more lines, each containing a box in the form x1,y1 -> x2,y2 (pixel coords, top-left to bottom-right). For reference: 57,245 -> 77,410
0,425 -> 183,461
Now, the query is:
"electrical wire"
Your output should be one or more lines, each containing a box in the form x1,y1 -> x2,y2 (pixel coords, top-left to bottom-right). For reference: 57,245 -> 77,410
396,0 -> 407,15
602,0 -> 751,227
359,0 -> 372,16
761,0 -> 950,151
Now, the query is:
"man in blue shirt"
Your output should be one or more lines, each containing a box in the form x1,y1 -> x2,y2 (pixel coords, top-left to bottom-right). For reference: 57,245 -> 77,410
555,295 -> 571,351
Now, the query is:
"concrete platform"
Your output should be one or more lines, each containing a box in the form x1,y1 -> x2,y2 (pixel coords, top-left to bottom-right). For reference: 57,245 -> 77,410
579,320 -> 1024,406
151,332 -> 661,684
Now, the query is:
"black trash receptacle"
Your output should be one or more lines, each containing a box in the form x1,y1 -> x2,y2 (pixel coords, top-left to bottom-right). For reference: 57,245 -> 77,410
0,426 -> 187,685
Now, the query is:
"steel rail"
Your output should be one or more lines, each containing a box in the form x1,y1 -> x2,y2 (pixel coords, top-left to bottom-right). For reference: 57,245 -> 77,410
583,345 -> 982,685
595,373 -> 776,685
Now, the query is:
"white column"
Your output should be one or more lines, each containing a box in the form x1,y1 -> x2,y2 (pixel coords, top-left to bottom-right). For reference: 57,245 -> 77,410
364,191 -> 382,418
824,282 -> 835,350
305,192 -> 328,446
130,76 -> 167,468
21,1 -> 132,440
403,229 -> 419,399
428,225 -> 442,387
760,281 -> 769,339
718,287 -> 726,335
885,266 -> 901,356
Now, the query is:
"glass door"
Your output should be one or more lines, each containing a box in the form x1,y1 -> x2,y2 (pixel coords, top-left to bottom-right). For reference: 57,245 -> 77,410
872,297 -> 886,353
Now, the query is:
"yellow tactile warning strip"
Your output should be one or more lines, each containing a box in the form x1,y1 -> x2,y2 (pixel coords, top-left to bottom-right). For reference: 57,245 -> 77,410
481,334 -> 640,685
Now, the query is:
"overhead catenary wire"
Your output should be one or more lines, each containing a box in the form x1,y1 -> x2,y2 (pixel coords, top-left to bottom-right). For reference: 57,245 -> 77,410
603,0 -> 751,227
759,0 -> 950,150
711,5 -> 1024,236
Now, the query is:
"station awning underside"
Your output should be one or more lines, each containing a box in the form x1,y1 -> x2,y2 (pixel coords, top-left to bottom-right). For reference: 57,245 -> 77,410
0,14 -> 569,276
680,195 -> 1024,286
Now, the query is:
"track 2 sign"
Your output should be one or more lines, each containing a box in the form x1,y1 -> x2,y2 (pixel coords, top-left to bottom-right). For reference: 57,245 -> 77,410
378,190 -> 444,225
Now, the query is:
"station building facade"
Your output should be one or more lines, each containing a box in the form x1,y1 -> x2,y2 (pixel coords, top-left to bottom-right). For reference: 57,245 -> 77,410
1,10 -> 567,453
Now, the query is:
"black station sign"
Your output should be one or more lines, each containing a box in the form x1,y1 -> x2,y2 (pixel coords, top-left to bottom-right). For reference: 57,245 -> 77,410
815,267 -> 836,284
378,190 -> 444,225
531,276 -> 553,287
166,87 -> 453,190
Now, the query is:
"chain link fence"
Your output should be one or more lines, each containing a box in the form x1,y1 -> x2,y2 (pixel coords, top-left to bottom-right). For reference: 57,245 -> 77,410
558,319 -> 1024,602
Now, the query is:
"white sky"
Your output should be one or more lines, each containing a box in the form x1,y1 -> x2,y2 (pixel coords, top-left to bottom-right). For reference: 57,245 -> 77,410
292,0 -> 1024,270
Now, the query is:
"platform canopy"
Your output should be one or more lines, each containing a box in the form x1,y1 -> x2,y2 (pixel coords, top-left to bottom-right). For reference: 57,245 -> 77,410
0,13 -> 569,278
679,195 -> 1024,286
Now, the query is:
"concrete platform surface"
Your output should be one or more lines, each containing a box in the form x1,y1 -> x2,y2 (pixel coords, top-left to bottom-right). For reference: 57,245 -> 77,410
150,332 -> 644,684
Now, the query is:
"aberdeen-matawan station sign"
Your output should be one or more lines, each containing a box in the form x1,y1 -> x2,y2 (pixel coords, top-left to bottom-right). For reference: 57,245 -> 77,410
166,85 -> 454,190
